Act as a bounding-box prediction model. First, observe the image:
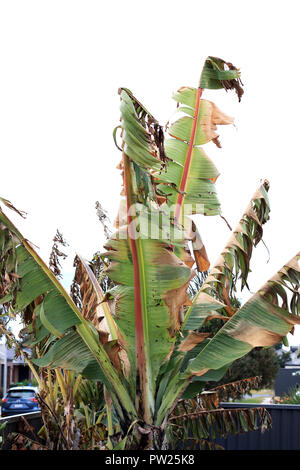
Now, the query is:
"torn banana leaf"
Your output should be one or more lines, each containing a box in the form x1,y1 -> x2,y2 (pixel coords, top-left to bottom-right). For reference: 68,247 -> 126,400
183,292 -> 229,331
183,252 -> 300,378
210,376 -> 263,402
102,203 -> 193,401
0,204 -> 136,419
184,180 -> 270,329
199,56 -> 244,101
154,75 -> 238,273
119,88 -> 166,172
168,405 -> 270,443
156,92 -> 234,218
119,88 -> 195,421
72,254 -> 119,341
178,331 -> 211,353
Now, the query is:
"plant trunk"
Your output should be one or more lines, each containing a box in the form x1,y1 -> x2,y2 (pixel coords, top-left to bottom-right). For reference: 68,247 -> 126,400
124,423 -> 168,450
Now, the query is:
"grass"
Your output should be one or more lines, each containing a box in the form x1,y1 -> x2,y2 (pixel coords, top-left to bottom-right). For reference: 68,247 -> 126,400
248,388 -> 273,395
230,388 -> 274,404
234,397 -> 265,404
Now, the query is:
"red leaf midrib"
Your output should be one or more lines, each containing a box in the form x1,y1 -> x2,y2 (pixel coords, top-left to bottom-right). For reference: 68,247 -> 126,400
123,151 -> 150,422
174,87 -> 203,223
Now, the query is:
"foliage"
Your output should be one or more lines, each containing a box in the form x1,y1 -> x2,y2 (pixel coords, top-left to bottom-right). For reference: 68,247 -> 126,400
10,378 -> 39,387
34,370 -> 108,450
1,57 -> 300,450
188,290 -> 289,400
275,386 -> 300,405
168,403 -> 271,450
0,421 -> 8,450
274,341 -> 293,367
205,348 -> 280,400
276,349 -> 293,368
167,376 -> 271,449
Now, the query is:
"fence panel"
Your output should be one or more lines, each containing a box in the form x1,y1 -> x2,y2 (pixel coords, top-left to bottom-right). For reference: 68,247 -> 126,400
214,403 -> 300,450
0,411 -> 43,450
274,367 -> 300,396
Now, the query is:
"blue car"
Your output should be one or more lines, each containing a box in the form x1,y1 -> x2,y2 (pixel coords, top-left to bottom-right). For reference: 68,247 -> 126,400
1,386 -> 40,417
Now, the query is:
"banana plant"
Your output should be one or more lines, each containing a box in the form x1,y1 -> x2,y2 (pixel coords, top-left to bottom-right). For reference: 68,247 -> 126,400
1,57 -> 300,450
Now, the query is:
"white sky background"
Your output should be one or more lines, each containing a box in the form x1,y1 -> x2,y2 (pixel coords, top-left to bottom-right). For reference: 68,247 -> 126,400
0,0 -> 300,346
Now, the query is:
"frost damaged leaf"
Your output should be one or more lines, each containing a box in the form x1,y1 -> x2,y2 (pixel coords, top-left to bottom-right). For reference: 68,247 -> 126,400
183,292 -> 229,331
95,201 -> 112,239
200,390 -> 219,410
185,180 -> 271,329
102,228 -> 193,389
199,56 -> 244,102
178,331 -> 211,352
70,255 -> 99,325
104,340 -> 123,374
156,71 -> 237,276
228,319 -> 284,347
169,407 -> 270,442
167,99 -> 233,150
183,252 -> 300,378
0,197 -> 27,219
210,376 -> 263,402
49,230 -> 68,279
160,251 -> 195,335
185,220 -> 210,273
0,206 -> 137,421
119,88 -> 166,171
71,254 -> 121,343
193,245 -> 210,273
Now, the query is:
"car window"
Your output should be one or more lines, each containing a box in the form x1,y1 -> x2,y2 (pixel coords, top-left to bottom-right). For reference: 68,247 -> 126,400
7,390 -> 36,398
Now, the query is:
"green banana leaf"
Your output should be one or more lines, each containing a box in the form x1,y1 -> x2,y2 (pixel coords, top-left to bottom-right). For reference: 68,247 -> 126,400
119,88 -> 165,172
183,252 -> 300,378
199,56 -> 244,101
184,180 -> 271,330
153,60 -> 242,273
156,89 -> 234,219
102,203 -> 192,419
0,203 -> 136,421
156,252 -> 300,425
116,88 -> 195,422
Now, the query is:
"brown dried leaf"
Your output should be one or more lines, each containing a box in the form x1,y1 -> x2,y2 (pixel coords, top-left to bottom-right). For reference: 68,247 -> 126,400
178,331 -> 211,352
210,376 -> 262,401
0,197 -> 27,218
49,230 -> 68,279
207,101 -> 234,147
104,340 -> 122,374
200,180 -> 270,309
229,319 -> 285,347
